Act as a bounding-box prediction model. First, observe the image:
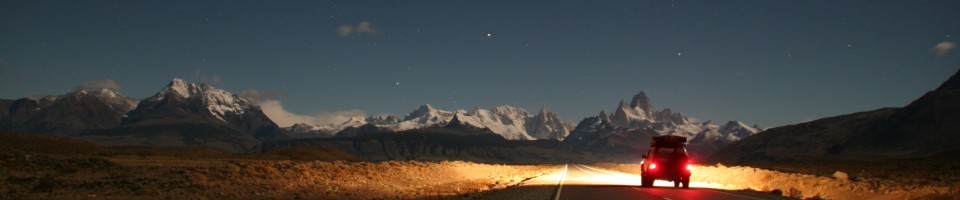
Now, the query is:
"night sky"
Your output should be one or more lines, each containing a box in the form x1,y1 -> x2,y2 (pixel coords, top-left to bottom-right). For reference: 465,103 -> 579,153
2,0 -> 959,128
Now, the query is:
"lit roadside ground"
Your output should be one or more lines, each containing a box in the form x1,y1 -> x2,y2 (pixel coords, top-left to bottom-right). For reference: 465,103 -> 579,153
569,164 -> 739,189
469,164 -> 570,200
555,164 -> 790,200
472,164 -> 791,200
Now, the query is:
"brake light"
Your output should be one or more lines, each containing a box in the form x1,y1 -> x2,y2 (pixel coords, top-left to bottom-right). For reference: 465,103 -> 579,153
686,164 -> 693,171
649,163 -> 657,170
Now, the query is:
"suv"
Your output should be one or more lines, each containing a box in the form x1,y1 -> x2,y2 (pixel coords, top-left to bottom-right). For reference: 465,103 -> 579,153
640,135 -> 691,188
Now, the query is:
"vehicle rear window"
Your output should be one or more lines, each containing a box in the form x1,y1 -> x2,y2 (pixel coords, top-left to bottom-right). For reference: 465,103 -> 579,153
653,147 -> 685,160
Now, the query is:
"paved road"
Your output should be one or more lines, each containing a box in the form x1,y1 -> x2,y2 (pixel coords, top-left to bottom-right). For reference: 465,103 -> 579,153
550,164 -> 790,200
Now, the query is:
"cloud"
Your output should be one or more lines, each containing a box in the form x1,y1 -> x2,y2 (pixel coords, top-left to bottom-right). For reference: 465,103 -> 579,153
75,79 -> 122,91
355,21 -> 379,34
258,100 -> 366,127
931,41 -> 955,57
240,90 -> 365,127
259,100 -> 322,127
337,21 -> 381,37
337,25 -> 354,37
238,89 -> 287,103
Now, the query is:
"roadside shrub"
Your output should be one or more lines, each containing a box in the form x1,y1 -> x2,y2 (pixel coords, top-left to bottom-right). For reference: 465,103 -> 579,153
833,171 -> 849,182
189,172 -> 208,185
239,163 -> 280,178
225,164 -> 241,174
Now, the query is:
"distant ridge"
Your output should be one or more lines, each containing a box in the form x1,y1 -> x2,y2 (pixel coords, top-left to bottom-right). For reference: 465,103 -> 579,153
712,68 -> 960,163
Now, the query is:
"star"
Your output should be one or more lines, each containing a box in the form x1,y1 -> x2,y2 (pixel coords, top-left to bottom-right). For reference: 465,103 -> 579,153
677,52 -> 682,56
486,33 -> 492,38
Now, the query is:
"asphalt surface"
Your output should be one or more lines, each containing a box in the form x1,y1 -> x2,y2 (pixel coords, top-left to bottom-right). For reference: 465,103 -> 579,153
550,164 -> 792,200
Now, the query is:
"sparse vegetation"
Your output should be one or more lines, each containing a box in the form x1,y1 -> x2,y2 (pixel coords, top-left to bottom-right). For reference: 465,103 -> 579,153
0,132 -> 554,199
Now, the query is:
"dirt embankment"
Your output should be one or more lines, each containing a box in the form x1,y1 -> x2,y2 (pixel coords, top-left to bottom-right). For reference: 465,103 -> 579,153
594,162 -> 960,200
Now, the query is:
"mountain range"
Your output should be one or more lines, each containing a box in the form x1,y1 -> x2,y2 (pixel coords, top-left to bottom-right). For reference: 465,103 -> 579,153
564,91 -> 762,161
0,79 -> 289,152
285,104 -> 573,141
0,88 -> 137,135
0,79 -> 758,158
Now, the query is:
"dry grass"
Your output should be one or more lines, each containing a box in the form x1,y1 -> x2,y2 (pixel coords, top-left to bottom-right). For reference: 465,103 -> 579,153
0,132 -> 555,199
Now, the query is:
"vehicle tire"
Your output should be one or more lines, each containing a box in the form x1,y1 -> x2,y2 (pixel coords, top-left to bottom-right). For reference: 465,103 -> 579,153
641,176 -> 654,187
682,177 -> 690,189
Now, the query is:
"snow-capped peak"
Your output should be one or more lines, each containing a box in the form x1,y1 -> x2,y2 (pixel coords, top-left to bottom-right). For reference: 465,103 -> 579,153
144,79 -> 252,122
95,88 -> 118,98
719,121 -> 761,138
538,104 -> 550,115
629,91 -> 654,116
165,78 -> 193,98
289,123 -> 322,132
405,104 -> 443,121
526,104 -> 570,140
62,88 -> 138,112
283,103 -> 571,141
366,115 -> 401,125
611,98 -> 650,127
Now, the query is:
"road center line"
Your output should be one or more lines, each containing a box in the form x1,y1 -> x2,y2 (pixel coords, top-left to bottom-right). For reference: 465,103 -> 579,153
572,165 -> 601,177
578,164 -> 630,176
703,189 -> 767,200
553,164 -> 568,200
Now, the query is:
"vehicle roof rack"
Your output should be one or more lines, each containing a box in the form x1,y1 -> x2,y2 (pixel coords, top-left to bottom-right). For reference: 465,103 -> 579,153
651,135 -> 687,148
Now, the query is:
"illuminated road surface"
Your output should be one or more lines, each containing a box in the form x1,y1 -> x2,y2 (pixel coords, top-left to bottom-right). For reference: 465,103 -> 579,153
542,164 -> 789,200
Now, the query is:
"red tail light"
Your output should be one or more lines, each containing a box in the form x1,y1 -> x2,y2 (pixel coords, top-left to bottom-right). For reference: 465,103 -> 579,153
649,163 -> 657,170
686,164 -> 693,171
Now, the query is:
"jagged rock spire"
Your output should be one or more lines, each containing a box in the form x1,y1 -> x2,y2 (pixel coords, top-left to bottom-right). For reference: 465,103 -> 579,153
630,91 -> 655,120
